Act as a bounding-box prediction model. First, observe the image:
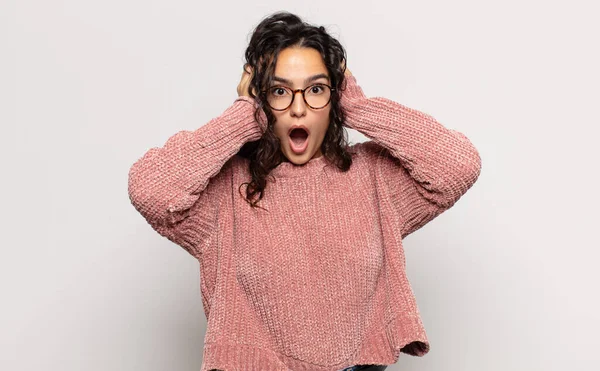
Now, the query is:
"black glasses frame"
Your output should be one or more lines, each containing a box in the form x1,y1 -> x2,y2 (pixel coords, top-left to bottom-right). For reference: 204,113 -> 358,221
260,83 -> 336,111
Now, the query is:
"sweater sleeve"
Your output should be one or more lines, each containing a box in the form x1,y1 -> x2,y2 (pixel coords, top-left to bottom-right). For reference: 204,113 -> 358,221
127,97 -> 265,257
340,75 -> 482,239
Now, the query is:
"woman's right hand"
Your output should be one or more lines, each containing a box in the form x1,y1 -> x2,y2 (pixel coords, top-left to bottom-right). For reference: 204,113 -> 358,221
237,64 -> 256,98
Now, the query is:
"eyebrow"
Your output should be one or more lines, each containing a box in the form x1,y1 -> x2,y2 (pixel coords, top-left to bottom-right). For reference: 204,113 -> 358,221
272,73 -> 330,86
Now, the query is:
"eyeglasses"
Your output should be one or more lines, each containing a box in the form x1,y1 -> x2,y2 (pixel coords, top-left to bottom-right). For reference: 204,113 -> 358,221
261,83 -> 335,111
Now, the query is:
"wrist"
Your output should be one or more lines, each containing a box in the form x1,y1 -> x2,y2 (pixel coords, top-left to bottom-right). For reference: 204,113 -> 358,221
235,96 -> 255,104
341,75 -> 366,101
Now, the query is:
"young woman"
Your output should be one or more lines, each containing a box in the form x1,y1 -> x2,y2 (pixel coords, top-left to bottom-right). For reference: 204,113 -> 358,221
128,11 -> 482,371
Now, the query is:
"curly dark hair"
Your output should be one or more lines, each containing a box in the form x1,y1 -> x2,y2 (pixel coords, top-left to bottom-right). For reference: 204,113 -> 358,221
237,11 -> 355,210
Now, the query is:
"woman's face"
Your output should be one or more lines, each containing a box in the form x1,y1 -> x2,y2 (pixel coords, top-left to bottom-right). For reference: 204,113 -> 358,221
268,46 -> 331,164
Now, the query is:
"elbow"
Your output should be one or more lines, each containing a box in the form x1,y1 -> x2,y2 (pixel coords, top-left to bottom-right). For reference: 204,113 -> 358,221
127,159 -> 168,225
460,133 -> 483,190
441,135 -> 483,207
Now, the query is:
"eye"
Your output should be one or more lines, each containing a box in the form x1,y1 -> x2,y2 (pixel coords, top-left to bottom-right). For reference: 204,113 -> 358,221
270,86 -> 289,96
309,85 -> 325,94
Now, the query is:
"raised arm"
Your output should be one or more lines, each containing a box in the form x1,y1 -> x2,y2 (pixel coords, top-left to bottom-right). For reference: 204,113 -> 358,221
127,96 -> 265,257
340,73 -> 482,238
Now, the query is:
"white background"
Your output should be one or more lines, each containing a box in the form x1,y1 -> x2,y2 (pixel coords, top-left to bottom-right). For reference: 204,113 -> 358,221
2,1 -> 599,370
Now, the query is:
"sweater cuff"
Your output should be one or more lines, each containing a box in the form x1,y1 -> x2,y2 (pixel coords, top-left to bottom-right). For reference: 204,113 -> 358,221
234,96 -> 268,132
341,75 -> 367,100
235,95 -> 255,104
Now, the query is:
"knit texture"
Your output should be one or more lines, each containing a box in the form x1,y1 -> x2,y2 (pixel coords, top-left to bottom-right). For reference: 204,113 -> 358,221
127,75 -> 482,371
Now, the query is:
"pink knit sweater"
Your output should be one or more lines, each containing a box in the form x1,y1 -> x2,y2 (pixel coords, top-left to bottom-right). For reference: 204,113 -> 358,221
127,75 -> 482,371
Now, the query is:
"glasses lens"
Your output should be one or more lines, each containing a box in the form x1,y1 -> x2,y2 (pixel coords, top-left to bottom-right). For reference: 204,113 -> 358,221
267,86 -> 293,110
266,84 -> 331,110
305,84 -> 331,109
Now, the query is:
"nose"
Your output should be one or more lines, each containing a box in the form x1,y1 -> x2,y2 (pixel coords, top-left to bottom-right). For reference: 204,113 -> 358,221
290,90 -> 307,117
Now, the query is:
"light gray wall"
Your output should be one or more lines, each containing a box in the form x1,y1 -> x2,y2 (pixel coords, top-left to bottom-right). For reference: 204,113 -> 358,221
2,1 -> 598,370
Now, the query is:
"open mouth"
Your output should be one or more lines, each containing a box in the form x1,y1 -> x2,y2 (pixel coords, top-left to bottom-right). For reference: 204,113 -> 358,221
288,126 -> 310,154
290,127 -> 309,145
